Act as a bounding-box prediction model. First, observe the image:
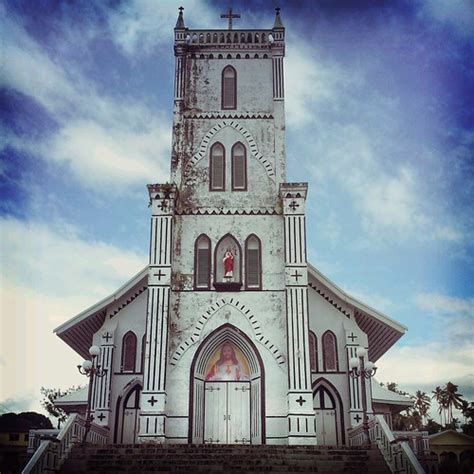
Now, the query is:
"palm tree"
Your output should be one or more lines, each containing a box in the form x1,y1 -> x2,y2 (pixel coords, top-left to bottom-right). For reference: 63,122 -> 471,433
432,386 -> 446,425
444,382 -> 464,424
414,390 -> 431,425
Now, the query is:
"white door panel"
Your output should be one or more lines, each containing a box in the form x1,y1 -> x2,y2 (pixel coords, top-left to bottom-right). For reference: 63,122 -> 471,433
228,382 -> 251,444
204,383 -> 226,443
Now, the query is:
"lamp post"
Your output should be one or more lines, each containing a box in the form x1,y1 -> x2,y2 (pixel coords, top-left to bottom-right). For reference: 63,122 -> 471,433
349,347 -> 377,445
77,345 -> 107,445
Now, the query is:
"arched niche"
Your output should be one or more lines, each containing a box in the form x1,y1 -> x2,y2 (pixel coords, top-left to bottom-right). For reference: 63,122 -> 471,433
213,233 -> 242,291
189,323 -> 265,444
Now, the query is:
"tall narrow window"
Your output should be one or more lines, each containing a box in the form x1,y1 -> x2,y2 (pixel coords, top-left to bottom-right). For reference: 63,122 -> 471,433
210,142 -> 225,190
245,234 -> 261,289
195,234 -> 211,289
121,331 -> 137,372
222,66 -> 236,109
309,331 -> 317,372
232,142 -> 247,190
322,330 -> 338,371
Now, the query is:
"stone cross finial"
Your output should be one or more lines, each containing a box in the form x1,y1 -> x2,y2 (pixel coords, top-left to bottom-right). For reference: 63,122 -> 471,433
220,8 -> 241,30
175,6 -> 185,29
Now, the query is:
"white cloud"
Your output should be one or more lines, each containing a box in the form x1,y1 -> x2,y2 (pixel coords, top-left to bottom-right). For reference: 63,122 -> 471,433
106,0 -> 220,56
416,292 -> 474,317
0,217 -> 147,413
1,6 -> 171,192
420,0 -> 474,39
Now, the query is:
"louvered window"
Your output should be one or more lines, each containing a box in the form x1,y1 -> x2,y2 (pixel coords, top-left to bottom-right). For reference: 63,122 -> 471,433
309,331 -> 317,372
245,235 -> 261,289
195,235 -> 211,289
322,331 -> 338,371
210,142 -> 225,190
222,66 -> 236,109
122,331 -> 137,372
232,142 -> 247,190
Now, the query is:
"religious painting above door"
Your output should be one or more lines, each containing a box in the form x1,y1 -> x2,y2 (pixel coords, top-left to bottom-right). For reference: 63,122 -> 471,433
205,342 -> 250,382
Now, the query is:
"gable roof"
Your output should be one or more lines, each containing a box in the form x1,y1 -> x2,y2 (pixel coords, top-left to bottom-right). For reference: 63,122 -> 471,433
55,263 -> 407,362
54,266 -> 148,359
308,263 -> 406,361
429,429 -> 474,446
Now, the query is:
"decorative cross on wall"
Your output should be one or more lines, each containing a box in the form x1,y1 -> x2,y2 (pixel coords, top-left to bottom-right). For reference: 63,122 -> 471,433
348,332 -> 358,342
354,414 -> 362,423
220,8 -> 240,30
159,200 -> 168,212
291,270 -> 303,282
296,396 -> 306,406
289,201 -> 299,211
154,269 -> 166,280
97,413 -> 106,422
102,332 -> 112,343
148,396 -> 158,407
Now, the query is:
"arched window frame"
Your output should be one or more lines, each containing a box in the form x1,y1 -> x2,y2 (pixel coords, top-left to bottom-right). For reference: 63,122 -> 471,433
322,330 -> 339,372
213,233 -> 242,289
231,142 -> 247,191
221,65 -> 237,110
209,142 -> 225,191
121,331 -> 137,373
244,234 -> 262,290
194,234 -> 212,290
309,330 -> 318,372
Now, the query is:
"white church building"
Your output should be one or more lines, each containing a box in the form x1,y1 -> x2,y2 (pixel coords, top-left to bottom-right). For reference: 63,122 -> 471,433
54,8 -> 412,447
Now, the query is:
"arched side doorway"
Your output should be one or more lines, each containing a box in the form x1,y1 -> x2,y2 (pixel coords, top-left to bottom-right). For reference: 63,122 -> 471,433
189,324 -> 265,444
312,378 -> 345,446
114,381 -> 141,444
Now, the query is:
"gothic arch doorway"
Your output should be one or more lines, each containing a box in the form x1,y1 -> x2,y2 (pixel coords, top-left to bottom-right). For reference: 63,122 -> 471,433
114,380 -> 141,444
189,324 -> 265,444
312,378 -> 345,445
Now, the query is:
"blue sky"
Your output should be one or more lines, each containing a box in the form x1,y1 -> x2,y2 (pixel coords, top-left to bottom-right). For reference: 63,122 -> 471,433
1,0 -> 473,415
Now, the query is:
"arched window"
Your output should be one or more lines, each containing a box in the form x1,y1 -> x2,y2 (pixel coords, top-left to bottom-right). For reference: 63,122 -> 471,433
214,233 -> 242,290
121,331 -> 137,372
209,142 -> 225,191
194,234 -> 211,289
222,66 -> 236,109
232,142 -> 247,190
322,330 -> 338,371
309,331 -> 317,372
245,234 -> 261,289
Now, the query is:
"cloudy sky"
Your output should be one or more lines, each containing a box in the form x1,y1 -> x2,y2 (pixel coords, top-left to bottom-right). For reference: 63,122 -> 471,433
1,0 -> 473,417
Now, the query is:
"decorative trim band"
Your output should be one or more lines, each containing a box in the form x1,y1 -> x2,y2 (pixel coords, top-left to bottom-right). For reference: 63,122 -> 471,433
109,286 -> 147,319
175,208 -> 280,216
308,282 -> 351,318
184,112 -> 273,120
186,120 -> 275,180
170,297 -> 285,367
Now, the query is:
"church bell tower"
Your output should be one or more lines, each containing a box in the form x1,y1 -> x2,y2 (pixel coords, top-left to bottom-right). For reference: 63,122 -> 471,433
138,7 -> 317,445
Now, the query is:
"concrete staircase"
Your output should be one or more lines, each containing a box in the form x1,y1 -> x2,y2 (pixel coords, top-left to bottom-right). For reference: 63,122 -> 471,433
60,444 -> 392,473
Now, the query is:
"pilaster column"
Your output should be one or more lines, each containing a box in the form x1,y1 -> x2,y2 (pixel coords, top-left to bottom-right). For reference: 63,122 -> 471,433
138,183 -> 176,443
280,183 -> 316,445
346,334 -> 373,427
92,330 -> 116,427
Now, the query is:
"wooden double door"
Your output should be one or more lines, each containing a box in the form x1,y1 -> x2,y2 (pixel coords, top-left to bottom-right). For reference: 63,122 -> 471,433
204,381 -> 251,444
314,385 -> 338,445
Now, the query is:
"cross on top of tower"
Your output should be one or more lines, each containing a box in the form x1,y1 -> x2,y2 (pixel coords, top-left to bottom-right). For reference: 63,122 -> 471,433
220,8 -> 241,30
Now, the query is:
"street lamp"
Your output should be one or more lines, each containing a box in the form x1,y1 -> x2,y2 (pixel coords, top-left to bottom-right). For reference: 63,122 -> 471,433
349,347 -> 377,445
77,345 -> 107,445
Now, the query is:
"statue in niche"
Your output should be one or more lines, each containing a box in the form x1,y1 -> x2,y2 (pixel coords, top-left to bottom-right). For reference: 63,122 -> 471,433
223,249 -> 234,280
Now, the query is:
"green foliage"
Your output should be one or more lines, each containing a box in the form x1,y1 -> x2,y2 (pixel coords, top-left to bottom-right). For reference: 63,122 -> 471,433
0,411 -> 53,431
40,386 -> 84,429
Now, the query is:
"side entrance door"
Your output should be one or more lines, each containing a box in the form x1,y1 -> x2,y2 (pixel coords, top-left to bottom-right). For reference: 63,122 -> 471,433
120,385 -> 140,444
204,381 -> 250,444
314,386 -> 338,445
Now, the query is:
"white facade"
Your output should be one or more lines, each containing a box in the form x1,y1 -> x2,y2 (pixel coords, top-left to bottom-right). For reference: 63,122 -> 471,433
54,8 -> 408,446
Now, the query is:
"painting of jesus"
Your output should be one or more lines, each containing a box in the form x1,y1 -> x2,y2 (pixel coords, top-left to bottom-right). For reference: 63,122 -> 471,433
205,342 -> 250,381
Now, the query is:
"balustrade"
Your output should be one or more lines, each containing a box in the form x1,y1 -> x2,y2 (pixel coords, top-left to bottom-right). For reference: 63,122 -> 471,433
22,414 -> 108,474
186,30 -> 274,46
